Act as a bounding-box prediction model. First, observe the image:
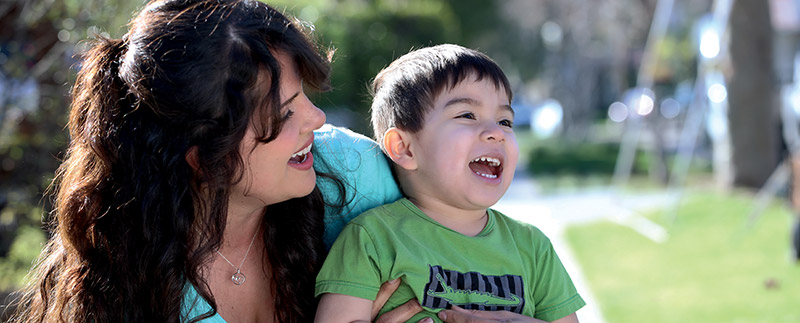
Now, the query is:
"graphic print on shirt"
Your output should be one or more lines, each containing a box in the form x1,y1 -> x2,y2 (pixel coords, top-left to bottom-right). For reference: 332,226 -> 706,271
422,265 -> 525,313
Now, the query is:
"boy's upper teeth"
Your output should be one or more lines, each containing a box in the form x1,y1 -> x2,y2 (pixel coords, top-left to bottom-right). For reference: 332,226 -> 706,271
292,143 -> 312,158
472,156 -> 501,166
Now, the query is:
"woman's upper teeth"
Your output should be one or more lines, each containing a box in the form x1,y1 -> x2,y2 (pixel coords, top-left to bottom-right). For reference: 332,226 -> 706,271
471,156 -> 500,166
292,143 -> 312,158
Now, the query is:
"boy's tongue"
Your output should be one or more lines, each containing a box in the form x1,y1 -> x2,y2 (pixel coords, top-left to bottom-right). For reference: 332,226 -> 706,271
469,160 -> 498,176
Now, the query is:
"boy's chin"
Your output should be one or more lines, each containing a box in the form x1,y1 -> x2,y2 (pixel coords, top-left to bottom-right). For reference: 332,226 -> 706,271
468,196 -> 504,209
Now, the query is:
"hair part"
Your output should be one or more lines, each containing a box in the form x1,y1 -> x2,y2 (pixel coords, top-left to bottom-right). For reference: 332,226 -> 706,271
369,44 -> 512,147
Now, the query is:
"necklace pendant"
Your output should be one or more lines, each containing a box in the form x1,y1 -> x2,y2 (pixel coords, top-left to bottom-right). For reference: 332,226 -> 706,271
231,269 -> 246,285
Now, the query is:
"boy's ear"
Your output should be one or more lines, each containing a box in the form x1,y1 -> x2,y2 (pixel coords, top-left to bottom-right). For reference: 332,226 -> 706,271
185,146 -> 200,171
382,127 -> 417,170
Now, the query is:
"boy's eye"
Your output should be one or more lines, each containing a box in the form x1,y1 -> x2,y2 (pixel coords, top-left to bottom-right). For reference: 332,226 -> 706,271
499,119 -> 513,128
457,112 -> 476,120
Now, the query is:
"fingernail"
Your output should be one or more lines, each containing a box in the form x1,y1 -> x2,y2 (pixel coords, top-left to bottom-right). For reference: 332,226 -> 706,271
390,278 -> 400,284
421,318 -> 434,323
437,312 -> 447,320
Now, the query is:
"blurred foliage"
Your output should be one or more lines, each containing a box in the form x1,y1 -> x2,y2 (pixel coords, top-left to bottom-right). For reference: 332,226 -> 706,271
0,225 -> 45,291
526,139 -> 650,176
0,0 -> 147,293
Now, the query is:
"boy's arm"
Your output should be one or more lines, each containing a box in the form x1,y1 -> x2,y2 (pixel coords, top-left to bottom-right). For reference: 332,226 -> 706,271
528,227 -> 585,321
315,280 -> 425,323
315,293 -> 373,323
551,312 -> 579,323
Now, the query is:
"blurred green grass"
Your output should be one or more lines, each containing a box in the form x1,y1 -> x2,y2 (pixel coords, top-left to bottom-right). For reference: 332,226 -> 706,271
566,190 -> 800,322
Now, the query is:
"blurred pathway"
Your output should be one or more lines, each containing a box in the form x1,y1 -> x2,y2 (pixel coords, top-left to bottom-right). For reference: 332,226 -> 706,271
493,171 -> 671,323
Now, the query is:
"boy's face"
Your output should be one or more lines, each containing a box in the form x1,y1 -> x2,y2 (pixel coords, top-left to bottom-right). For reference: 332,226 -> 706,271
407,76 -> 517,211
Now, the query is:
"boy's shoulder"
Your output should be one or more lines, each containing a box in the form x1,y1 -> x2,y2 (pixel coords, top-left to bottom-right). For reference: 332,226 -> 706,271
349,198 -> 413,225
488,208 -> 550,242
349,202 -> 550,242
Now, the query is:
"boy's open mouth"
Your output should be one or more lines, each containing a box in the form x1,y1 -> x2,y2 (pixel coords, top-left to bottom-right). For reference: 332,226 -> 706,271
469,156 -> 503,179
289,142 -> 312,164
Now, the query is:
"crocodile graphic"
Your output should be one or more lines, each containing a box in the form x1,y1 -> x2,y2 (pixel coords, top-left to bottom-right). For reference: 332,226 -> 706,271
426,273 -> 522,307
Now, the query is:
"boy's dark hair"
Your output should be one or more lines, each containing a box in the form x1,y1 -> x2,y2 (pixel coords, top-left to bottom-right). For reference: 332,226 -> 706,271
369,44 -> 512,146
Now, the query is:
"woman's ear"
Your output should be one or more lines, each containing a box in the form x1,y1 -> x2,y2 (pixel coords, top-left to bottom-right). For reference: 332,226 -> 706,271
382,127 -> 417,171
185,146 -> 200,171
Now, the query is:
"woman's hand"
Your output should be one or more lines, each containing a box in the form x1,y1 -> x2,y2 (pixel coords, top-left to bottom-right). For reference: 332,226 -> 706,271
370,279 -> 425,323
437,306 -> 548,323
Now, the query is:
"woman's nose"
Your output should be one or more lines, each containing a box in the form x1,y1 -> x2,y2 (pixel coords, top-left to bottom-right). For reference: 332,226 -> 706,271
302,97 -> 326,132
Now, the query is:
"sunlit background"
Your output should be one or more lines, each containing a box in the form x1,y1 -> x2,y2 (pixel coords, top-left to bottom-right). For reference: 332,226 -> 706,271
1,0 -> 799,322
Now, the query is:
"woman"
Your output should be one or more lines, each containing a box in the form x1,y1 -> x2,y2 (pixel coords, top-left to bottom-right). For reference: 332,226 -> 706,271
10,0 -> 404,321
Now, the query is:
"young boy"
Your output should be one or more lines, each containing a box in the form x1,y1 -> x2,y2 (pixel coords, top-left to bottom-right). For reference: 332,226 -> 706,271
315,44 -> 585,322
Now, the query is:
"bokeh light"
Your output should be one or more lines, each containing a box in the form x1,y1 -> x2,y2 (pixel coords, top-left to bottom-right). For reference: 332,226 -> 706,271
636,94 -> 655,116
532,99 -> 563,138
608,101 -> 628,122
699,29 -> 720,59
707,83 -> 728,103
541,21 -> 563,51
660,98 -> 681,119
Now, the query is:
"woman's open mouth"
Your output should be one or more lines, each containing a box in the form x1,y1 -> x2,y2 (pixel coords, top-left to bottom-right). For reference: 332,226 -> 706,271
290,142 -> 312,164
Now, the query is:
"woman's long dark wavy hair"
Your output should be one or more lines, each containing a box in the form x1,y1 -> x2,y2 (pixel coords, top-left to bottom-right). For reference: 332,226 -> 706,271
11,0 -> 332,321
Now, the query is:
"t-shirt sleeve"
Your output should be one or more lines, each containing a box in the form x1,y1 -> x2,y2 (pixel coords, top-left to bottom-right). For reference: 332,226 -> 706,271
315,221 -> 383,300
313,124 -> 402,249
530,231 -> 586,321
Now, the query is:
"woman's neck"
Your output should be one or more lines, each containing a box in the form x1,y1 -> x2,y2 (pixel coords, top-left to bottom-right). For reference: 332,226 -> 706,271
222,204 -> 265,249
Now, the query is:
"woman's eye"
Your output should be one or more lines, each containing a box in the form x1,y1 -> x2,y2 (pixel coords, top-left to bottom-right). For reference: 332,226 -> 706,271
499,119 -> 513,128
457,112 -> 476,120
282,109 -> 294,121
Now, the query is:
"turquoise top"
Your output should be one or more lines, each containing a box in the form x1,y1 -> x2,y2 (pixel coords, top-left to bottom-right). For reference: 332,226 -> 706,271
181,124 -> 402,322
313,124 -> 403,248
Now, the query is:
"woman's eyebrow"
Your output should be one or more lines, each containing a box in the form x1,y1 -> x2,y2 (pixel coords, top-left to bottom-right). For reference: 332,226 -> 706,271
280,92 -> 300,107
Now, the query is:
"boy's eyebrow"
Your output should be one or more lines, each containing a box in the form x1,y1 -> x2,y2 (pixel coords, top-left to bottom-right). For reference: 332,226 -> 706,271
280,92 -> 300,107
444,97 -> 515,116
443,97 -> 480,108
502,104 -> 515,117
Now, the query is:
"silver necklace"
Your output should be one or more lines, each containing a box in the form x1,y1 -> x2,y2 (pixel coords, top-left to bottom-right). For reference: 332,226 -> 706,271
216,225 -> 259,285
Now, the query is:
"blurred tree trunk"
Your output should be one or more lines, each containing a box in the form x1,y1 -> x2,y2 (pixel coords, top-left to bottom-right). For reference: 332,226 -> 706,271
725,0 -> 780,189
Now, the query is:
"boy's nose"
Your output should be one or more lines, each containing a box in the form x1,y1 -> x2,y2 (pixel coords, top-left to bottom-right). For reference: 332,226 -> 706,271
480,123 -> 505,142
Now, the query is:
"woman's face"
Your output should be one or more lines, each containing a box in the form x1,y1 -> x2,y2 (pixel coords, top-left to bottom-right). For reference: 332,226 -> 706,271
229,51 -> 326,213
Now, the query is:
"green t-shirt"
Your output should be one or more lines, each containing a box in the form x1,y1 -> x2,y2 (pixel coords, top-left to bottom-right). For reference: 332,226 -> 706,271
315,198 -> 585,322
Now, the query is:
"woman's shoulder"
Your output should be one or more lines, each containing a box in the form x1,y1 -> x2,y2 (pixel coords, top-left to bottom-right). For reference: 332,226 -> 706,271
314,124 -> 379,153
313,124 -> 386,172
313,124 -> 402,248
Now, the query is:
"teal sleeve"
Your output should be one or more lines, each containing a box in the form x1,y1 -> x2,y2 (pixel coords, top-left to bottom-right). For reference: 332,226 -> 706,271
531,233 -> 586,321
315,222 -> 383,300
314,124 -> 402,249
